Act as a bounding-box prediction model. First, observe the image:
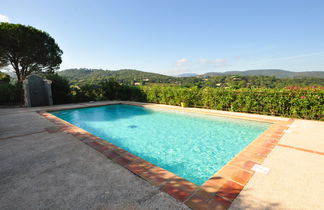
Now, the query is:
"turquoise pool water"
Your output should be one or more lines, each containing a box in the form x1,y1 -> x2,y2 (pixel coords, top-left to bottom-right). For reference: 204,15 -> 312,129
52,104 -> 270,185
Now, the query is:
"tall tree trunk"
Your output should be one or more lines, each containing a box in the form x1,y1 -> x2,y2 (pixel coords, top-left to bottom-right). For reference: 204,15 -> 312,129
19,80 -> 24,106
13,66 -> 24,106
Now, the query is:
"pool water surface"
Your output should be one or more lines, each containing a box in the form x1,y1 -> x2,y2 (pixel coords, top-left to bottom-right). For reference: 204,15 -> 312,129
52,104 -> 270,185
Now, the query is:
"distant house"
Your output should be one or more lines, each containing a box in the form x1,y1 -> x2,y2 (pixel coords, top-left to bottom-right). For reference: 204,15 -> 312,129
134,82 -> 141,86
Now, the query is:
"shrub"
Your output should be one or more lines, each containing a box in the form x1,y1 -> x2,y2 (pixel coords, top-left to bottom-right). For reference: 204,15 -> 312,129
140,86 -> 324,120
0,72 -> 10,83
100,79 -> 146,101
2,73 -> 322,120
45,73 -> 71,104
0,82 -> 21,105
69,78 -> 147,103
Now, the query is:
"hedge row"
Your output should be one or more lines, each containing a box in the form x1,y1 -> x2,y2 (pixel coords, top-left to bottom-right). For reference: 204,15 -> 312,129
1,77 -> 323,120
0,82 -> 21,105
140,86 -> 324,120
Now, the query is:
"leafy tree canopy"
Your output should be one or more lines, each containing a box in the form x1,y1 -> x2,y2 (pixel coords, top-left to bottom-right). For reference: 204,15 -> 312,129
0,23 -> 62,82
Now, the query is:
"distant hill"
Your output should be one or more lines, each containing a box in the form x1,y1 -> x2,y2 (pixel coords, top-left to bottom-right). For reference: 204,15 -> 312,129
202,69 -> 324,78
5,68 -> 324,83
177,73 -> 198,77
58,68 -> 175,85
54,68 -> 324,88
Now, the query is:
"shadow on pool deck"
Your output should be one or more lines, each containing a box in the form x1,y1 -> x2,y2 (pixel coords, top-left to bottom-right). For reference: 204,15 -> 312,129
228,188 -> 282,210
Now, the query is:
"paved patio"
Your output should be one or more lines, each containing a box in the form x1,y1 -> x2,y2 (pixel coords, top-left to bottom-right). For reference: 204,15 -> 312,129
0,104 -> 189,210
229,120 -> 324,210
0,102 -> 323,209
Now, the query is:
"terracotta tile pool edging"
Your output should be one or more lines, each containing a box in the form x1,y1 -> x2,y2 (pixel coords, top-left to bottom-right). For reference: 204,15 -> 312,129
37,103 -> 293,210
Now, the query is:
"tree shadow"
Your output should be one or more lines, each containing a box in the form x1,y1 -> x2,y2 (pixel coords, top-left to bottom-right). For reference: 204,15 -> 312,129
229,187 -> 283,210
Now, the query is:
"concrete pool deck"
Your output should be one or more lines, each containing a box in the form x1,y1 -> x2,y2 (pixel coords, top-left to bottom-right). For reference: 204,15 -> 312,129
0,101 -> 323,209
229,119 -> 324,210
0,102 -> 189,210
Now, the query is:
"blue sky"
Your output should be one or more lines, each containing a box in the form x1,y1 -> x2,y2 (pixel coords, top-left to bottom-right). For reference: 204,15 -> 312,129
1,0 -> 324,75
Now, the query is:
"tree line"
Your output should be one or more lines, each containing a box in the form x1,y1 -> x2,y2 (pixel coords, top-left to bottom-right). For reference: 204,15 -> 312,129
58,69 -> 324,89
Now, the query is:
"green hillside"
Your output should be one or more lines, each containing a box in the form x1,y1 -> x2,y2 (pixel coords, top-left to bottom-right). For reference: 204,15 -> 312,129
58,68 -> 324,88
58,68 -> 175,85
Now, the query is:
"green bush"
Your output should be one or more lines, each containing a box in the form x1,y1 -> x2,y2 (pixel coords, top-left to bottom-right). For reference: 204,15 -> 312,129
0,82 -> 21,105
100,79 -> 146,101
70,78 -> 146,103
0,72 -> 10,83
70,84 -> 103,102
140,86 -> 324,120
45,73 -> 72,104
2,73 -> 322,120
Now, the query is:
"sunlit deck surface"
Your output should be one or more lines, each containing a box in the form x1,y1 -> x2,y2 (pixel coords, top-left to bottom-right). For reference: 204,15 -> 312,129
0,101 -> 323,210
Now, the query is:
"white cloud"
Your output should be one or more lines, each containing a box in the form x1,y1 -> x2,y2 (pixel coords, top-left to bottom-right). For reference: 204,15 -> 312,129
166,57 -> 231,75
176,58 -> 190,66
199,58 -> 227,64
165,58 -> 192,75
199,58 -> 230,68
0,14 -> 10,22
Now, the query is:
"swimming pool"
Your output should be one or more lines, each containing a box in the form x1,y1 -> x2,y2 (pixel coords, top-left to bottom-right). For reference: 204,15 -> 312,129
52,104 -> 270,186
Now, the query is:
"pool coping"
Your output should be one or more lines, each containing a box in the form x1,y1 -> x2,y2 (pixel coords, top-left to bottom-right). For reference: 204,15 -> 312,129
38,101 -> 293,209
